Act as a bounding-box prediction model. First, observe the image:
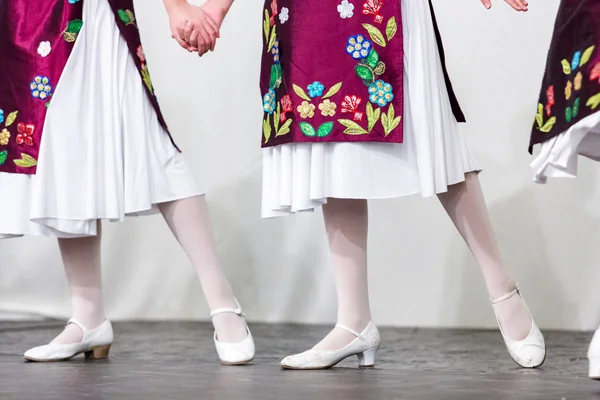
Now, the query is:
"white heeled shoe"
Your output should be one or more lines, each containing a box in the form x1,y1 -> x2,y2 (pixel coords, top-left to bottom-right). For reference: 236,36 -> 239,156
280,322 -> 380,370
210,299 -> 255,365
24,318 -> 113,362
587,329 -> 600,380
491,285 -> 546,368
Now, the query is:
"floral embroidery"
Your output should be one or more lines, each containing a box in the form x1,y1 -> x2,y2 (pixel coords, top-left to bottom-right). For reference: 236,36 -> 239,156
565,80 -> 572,100
263,89 -> 277,114
271,39 -> 280,64
591,63 -> 600,82
13,153 -> 37,168
16,123 -> 34,146
37,41 -> 52,57
0,129 -> 10,145
545,86 -> 554,116
118,9 -> 136,26
380,103 -> 401,136
338,0 -> 355,19
279,7 -> 289,24
572,50 -> 581,71
346,35 -> 372,60
0,109 -> 3,125
574,71 -> 583,91
280,95 -> 294,121
319,100 -> 337,117
68,0 -> 82,4
297,101 -> 316,118
62,19 -> 83,43
362,0 -> 384,24
30,76 -> 52,100
137,46 -> 154,94
0,150 -> 7,166
270,0 -> 278,26
341,95 -> 364,121
307,82 -> 325,98
137,46 -> 146,63
368,80 -> 394,107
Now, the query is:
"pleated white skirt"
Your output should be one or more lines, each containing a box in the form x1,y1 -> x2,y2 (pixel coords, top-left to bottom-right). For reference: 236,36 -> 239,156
261,0 -> 479,218
531,111 -> 600,183
0,0 -> 202,238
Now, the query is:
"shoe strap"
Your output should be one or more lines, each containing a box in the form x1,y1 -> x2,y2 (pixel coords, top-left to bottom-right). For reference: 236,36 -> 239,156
210,298 -> 246,319
490,284 -> 520,305
335,323 -> 364,340
67,318 -> 90,336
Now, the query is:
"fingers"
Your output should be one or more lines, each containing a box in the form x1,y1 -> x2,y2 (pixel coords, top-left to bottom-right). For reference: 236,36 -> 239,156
504,0 -> 528,11
481,0 -> 491,9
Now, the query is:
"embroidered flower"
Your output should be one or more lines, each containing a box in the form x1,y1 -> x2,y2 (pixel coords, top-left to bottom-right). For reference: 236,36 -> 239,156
279,7 -> 289,24
0,129 -> 10,145
545,86 -> 554,117
136,45 -> 146,63
271,39 -> 280,64
307,82 -> 325,98
574,71 -> 583,91
263,89 -> 276,115
368,80 -> 394,107
16,123 -> 34,146
30,76 -> 52,100
270,0 -> 278,25
565,80 -> 572,101
362,0 -> 384,24
280,94 -> 293,121
346,35 -> 372,60
338,0 -> 355,19
318,100 -> 337,117
37,41 -> 52,57
0,109 -> 4,125
297,101 -> 316,119
341,95 -> 364,121
591,62 -> 600,83
572,50 -> 582,71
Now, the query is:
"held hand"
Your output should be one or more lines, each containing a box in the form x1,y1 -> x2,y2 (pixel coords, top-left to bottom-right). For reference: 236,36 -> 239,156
480,0 -> 529,11
178,5 -> 220,56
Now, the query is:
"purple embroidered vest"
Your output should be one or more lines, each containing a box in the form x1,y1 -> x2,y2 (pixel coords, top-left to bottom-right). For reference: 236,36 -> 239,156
529,0 -> 600,152
0,0 -> 174,175
259,0 -> 464,148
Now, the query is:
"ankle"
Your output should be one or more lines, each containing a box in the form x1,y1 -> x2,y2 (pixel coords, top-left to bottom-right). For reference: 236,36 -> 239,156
338,315 -> 372,332
488,278 -> 518,300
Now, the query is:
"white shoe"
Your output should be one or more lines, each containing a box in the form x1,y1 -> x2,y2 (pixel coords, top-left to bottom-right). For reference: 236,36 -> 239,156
280,322 -> 380,370
491,285 -> 546,368
210,299 -> 255,365
587,329 -> 600,380
24,319 -> 113,362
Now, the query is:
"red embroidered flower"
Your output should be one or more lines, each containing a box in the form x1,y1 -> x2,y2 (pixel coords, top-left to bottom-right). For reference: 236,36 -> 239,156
280,94 -> 293,121
16,123 -> 34,147
270,0 -> 278,26
136,45 -> 145,63
545,86 -> 554,116
591,62 -> 600,83
362,0 -> 384,24
341,95 -> 364,121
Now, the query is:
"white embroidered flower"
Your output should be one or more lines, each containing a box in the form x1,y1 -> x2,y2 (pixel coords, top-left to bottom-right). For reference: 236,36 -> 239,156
337,0 -> 354,19
279,7 -> 289,24
37,41 -> 52,57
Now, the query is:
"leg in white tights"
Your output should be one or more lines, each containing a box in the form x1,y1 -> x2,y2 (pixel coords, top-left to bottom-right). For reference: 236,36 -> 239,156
313,198 -> 372,351
158,195 -> 247,343
437,172 -> 533,340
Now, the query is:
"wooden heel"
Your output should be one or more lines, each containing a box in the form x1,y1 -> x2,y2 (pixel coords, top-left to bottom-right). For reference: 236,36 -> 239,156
85,344 -> 111,360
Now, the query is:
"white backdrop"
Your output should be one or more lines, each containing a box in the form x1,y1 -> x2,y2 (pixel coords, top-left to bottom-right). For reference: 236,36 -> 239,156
2,0 -> 599,331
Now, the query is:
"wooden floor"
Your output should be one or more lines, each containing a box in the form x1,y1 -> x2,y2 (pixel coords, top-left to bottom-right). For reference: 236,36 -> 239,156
1,321 -> 599,399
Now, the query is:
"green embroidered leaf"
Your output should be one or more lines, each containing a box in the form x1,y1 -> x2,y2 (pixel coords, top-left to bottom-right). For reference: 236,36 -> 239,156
386,17 -> 398,41
63,19 -> 83,42
580,46 -> 596,67
141,68 -> 154,94
587,92 -> 600,110
317,122 -> 334,137
539,116 -> 556,133
338,119 -> 369,135
267,24 -> 277,52
299,122 -> 317,137
276,119 -> 292,137
381,112 -> 389,134
126,10 -> 136,24
387,103 -> 395,121
535,103 -> 543,128
270,64 -> 282,89
573,97 -> 581,118
293,84 -> 311,102
389,116 -> 402,134
263,116 -> 272,143
264,10 -> 271,43
46,102 -> 51,109
365,49 -> 379,69
565,106 -> 573,123
274,103 -> 281,132
5,111 -> 17,127
366,103 -> 381,132
118,10 -> 131,24
355,64 -> 374,82
0,150 -> 7,166
362,24 -> 386,48
561,59 -> 572,75
322,82 -> 343,100
373,61 -> 386,76
13,153 -> 37,167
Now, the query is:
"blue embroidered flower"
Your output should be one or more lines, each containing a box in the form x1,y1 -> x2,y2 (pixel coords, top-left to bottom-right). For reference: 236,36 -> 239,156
68,0 -> 82,4
263,89 -> 276,114
346,35 -> 372,60
30,76 -> 53,100
0,109 -> 4,125
271,39 -> 280,64
307,81 -> 325,98
572,50 -> 582,71
368,80 -> 394,107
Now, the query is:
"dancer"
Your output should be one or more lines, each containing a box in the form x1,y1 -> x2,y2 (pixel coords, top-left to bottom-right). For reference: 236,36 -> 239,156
528,0 -> 600,380
181,0 -> 544,369
0,0 -> 253,364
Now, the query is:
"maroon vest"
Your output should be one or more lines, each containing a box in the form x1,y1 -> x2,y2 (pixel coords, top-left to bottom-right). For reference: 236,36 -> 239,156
0,0 -> 175,175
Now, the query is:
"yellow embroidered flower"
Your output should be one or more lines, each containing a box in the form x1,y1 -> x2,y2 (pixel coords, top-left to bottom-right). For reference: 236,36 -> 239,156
565,80 -> 573,100
0,129 -> 10,146
574,72 -> 583,91
318,100 -> 337,117
297,101 -> 315,119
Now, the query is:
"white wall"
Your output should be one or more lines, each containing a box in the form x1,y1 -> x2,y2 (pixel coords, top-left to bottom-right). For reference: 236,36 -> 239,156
2,0 -> 600,331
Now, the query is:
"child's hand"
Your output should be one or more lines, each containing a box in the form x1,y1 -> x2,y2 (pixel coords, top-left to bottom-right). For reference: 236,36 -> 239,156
165,1 -> 219,56
201,0 -> 229,30
481,0 -> 529,11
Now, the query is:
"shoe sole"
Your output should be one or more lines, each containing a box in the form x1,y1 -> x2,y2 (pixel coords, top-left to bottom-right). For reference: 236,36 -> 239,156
220,357 -> 254,366
508,351 -> 546,369
24,345 -> 111,363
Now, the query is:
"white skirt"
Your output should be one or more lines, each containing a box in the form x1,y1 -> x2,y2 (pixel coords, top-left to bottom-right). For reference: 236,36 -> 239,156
531,111 -> 600,183
0,0 -> 202,239
261,0 -> 479,218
